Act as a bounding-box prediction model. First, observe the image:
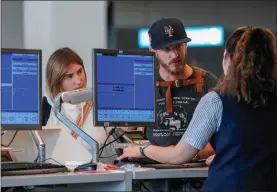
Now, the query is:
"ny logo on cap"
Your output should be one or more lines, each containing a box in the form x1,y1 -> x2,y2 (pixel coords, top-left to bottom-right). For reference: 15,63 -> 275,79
164,25 -> 174,37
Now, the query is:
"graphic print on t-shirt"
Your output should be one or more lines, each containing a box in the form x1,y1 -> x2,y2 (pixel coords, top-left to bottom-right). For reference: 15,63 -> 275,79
146,66 -> 219,146
154,95 -> 198,138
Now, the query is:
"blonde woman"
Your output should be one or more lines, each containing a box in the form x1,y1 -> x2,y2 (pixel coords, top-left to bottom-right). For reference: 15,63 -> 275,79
42,47 -> 115,162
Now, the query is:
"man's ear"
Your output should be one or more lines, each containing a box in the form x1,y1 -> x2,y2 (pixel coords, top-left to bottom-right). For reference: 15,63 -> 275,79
183,43 -> 188,51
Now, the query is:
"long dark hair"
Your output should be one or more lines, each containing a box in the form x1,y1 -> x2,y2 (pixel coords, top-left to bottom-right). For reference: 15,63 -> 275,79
214,26 -> 276,108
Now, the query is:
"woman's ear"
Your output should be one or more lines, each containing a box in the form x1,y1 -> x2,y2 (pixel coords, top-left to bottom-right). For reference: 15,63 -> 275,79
222,50 -> 230,75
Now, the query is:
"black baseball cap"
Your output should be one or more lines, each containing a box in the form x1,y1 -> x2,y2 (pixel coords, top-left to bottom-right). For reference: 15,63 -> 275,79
148,18 -> 191,50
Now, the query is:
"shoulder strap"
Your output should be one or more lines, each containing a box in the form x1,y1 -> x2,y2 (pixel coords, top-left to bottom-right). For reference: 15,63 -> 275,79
71,101 -> 93,139
194,69 -> 204,93
42,96 -> 52,126
156,68 -> 205,113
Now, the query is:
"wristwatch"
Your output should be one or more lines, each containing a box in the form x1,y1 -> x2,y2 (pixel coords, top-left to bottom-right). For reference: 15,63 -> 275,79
139,142 -> 151,157
194,153 -> 200,160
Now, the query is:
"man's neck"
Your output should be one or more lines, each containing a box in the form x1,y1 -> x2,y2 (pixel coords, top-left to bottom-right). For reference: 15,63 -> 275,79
159,64 -> 193,81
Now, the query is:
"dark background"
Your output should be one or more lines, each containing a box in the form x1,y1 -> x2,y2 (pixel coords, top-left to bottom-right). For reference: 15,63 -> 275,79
107,0 -> 276,78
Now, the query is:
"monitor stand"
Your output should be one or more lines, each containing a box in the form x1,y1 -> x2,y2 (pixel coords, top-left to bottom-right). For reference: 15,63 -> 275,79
74,162 -> 97,171
29,130 -> 45,165
53,95 -> 99,171
27,128 -> 96,172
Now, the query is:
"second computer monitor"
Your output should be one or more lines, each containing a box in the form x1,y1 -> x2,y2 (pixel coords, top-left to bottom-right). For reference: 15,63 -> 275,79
1,48 -> 42,130
93,49 -> 156,127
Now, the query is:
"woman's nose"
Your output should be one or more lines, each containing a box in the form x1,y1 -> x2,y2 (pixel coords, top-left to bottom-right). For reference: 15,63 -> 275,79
73,75 -> 81,85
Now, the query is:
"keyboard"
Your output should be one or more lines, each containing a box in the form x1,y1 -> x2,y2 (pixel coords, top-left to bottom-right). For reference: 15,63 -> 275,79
114,157 -> 160,165
141,162 -> 207,169
114,157 -> 206,167
1,162 -> 68,176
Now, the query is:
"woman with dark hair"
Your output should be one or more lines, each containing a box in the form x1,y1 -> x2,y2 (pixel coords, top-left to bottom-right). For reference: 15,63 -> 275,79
118,26 -> 276,191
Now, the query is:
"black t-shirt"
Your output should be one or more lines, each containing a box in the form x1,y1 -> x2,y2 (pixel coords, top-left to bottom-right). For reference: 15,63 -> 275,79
145,66 -> 219,146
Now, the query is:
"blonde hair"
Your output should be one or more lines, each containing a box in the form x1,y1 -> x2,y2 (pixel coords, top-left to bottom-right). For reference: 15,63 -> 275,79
46,47 -> 87,100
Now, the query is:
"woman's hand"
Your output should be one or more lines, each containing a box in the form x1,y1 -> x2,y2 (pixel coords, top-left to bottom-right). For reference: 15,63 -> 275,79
205,154 -> 215,166
117,145 -> 142,160
116,140 -> 199,166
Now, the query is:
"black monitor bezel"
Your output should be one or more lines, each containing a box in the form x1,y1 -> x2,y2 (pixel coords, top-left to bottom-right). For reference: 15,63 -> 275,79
93,48 -> 157,127
1,48 -> 42,130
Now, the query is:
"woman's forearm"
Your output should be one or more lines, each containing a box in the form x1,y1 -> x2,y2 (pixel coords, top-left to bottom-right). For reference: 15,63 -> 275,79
143,141 -> 198,164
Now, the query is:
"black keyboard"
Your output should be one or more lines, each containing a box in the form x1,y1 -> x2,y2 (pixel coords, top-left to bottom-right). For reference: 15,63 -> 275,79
114,157 -> 206,167
1,162 -> 68,176
114,157 -> 159,165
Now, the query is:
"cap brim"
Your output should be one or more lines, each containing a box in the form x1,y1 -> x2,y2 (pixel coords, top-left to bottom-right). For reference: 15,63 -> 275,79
152,37 -> 191,50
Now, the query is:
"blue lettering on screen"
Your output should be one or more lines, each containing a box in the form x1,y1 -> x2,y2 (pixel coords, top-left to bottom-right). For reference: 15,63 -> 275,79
96,53 -> 155,122
1,52 -> 39,125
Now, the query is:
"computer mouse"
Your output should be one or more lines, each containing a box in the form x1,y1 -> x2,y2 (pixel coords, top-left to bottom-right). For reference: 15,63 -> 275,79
74,162 -> 97,172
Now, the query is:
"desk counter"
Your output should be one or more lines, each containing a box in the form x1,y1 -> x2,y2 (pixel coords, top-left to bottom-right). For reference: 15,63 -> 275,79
1,171 -> 132,191
1,168 -> 208,191
133,167 -> 208,180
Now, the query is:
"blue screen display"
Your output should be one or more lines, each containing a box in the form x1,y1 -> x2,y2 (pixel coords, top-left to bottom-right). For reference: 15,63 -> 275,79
96,53 -> 155,122
1,52 -> 39,125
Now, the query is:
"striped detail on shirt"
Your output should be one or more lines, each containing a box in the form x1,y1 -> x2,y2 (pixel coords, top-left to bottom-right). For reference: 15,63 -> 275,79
182,91 -> 223,150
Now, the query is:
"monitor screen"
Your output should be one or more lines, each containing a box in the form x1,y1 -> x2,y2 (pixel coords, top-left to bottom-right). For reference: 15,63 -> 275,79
1,48 -> 42,130
93,49 -> 156,127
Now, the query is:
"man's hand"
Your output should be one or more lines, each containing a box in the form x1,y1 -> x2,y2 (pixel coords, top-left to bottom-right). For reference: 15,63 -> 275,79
117,145 -> 142,160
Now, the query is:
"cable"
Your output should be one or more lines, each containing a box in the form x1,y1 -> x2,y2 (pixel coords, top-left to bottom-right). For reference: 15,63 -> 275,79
98,127 -> 116,157
1,131 -> 18,147
1,130 -> 7,135
42,158 -> 64,165
34,156 -> 64,166
98,130 -> 126,154
99,154 -> 117,158
33,151 -> 63,166
34,154 -> 39,163
98,127 -> 116,158
139,181 -> 152,192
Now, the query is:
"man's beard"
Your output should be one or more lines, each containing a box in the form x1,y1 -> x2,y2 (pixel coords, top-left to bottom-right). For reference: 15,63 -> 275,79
159,57 -> 186,75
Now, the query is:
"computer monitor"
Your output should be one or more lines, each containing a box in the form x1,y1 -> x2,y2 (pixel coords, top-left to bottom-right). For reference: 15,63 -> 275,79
93,49 -> 156,127
1,48 -> 42,130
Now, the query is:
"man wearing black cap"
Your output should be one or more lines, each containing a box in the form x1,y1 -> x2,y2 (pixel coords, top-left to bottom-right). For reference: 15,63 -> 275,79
121,18 -> 219,158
